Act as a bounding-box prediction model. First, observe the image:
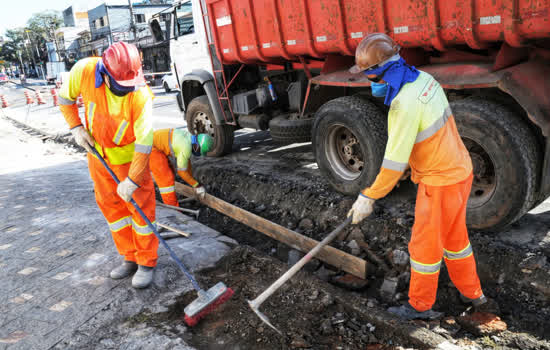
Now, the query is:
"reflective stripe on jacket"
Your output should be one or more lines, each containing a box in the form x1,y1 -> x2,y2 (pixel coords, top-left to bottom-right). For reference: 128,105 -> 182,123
362,71 -> 472,199
59,57 -> 154,166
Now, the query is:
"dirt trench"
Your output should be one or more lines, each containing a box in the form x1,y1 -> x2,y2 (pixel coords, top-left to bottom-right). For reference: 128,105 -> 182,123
173,155 -> 550,348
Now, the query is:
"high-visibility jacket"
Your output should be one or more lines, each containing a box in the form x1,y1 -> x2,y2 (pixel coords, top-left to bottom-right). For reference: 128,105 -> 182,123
153,128 -> 199,187
362,71 -> 472,199
58,57 -> 154,184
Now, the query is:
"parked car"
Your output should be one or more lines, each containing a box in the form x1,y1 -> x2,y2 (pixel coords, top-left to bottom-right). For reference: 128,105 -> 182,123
0,73 -> 8,84
161,74 -> 178,92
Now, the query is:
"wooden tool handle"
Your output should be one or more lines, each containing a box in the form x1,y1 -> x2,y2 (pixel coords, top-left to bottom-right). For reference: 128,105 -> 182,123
158,223 -> 191,237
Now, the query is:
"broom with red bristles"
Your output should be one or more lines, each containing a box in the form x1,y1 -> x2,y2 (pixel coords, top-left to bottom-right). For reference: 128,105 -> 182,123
90,148 -> 233,326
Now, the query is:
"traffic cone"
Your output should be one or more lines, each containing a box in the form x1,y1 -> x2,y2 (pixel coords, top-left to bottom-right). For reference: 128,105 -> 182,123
51,88 -> 59,107
77,95 -> 84,107
24,91 -> 34,104
0,95 -> 9,108
35,91 -> 46,105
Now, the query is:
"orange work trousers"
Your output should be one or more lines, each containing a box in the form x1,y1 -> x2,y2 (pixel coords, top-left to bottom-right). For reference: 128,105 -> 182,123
87,153 -> 159,267
408,172 -> 483,312
150,149 -> 178,207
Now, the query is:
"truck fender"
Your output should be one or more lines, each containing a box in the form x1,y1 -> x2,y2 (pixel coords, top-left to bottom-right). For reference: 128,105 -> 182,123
181,70 -> 225,125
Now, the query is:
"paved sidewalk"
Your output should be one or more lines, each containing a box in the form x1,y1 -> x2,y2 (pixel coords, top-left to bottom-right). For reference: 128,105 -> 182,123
0,116 -> 236,349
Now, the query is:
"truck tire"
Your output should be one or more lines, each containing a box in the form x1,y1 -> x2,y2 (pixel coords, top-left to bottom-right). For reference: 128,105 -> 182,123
313,96 -> 387,195
164,82 -> 171,93
269,114 -> 314,144
185,95 -> 234,157
451,97 -> 540,231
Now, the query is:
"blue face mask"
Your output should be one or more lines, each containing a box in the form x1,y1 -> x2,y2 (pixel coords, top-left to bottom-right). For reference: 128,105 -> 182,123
371,82 -> 388,97
191,135 -> 201,156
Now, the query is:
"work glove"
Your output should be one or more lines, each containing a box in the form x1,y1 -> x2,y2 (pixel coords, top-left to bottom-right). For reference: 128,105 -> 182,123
117,177 -> 139,202
347,195 -> 375,225
71,125 -> 95,153
194,185 -> 206,200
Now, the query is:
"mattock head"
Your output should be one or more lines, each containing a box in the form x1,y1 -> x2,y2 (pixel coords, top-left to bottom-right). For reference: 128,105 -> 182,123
247,300 -> 283,336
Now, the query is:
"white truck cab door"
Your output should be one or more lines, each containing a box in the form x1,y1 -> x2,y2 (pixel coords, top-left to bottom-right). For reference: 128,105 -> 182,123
171,0 -> 212,82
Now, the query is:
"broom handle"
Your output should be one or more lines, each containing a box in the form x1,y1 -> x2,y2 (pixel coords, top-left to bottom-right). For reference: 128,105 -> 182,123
251,216 -> 352,308
90,148 -> 202,292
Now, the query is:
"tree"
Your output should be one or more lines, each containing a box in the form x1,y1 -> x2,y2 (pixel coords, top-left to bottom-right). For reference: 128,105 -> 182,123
26,11 -> 63,63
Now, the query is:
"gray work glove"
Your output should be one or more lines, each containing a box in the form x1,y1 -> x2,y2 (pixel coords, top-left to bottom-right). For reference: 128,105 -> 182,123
117,177 -> 139,202
71,125 -> 95,153
193,185 -> 206,200
347,195 -> 375,225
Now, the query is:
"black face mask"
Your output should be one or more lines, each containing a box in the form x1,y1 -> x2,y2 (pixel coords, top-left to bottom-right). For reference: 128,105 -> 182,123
107,82 -> 135,97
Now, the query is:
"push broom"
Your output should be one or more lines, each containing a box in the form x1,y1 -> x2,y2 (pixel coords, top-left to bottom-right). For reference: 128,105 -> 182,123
91,148 -> 233,326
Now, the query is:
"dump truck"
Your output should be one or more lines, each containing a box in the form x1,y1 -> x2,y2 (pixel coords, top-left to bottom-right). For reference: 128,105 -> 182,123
149,0 -> 550,231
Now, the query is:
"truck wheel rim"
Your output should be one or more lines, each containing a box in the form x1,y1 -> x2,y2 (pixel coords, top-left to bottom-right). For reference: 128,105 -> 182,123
192,111 -> 215,138
325,124 -> 364,181
463,138 -> 497,208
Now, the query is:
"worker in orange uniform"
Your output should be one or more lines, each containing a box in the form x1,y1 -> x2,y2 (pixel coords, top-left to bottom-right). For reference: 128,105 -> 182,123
150,128 -> 214,206
347,33 -> 486,320
58,42 -> 158,289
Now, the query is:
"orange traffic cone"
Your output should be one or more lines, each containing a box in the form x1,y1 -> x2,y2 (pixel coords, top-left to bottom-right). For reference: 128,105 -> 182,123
51,88 -> 59,107
35,91 -> 46,105
0,95 -> 9,108
24,91 -> 34,104
77,95 -> 84,107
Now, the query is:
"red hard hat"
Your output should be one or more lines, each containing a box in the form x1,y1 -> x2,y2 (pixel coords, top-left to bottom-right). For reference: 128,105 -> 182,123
102,41 -> 145,87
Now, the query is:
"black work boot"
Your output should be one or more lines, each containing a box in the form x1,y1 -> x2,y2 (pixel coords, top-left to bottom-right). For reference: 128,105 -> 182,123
110,261 -> 138,279
460,293 -> 487,307
388,302 -> 444,320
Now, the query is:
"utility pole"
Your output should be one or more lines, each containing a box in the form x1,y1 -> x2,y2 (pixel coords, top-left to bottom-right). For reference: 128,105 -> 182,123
26,30 -> 46,81
128,0 -> 137,43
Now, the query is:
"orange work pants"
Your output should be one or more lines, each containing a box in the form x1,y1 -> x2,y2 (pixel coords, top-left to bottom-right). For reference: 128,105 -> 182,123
87,153 -> 159,267
149,149 -> 178,207
408,173 -> 483,311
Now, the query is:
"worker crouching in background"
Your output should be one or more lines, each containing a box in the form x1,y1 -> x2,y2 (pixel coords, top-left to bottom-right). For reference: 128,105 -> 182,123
150,128 -> 213,205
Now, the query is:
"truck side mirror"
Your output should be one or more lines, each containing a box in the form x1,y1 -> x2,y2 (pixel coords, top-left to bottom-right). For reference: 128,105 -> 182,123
149,19 -> 164,42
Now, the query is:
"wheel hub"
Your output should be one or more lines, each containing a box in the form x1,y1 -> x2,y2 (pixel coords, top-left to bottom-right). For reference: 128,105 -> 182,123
192,111 -> 215,138
325,125 -> 364,181
463,138 -> 497,208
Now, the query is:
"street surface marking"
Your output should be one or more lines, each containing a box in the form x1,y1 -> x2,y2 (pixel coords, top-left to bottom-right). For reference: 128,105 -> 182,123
14,204 -> 23,209
56,250 -> 71,257
0,244 -> 12,250
89,253 -> 105,260
25,247 -> 41,253
10,293 -> 34,304
0,331 -> 27,344
17,267 -> 38,275
35,206 -> 47,210
56,232 -> 72,239
49,300 -> 73,312
87,276 -> 106,286
52,272 -> 72,280
28,230 -> 42,236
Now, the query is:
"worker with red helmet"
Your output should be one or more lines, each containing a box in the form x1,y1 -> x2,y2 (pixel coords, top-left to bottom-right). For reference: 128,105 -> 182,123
347,33 -> 486,319
58,42 -> 157,289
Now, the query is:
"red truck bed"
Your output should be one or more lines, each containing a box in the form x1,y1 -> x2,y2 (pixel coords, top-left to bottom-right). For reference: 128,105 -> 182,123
205,0 -> 550,64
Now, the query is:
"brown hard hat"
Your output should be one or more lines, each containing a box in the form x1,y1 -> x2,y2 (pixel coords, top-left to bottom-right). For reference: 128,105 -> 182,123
349,33 -> 400,74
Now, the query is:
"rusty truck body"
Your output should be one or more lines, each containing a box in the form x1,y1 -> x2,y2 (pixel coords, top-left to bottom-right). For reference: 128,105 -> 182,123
150,0 -> 550,230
